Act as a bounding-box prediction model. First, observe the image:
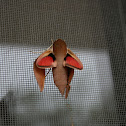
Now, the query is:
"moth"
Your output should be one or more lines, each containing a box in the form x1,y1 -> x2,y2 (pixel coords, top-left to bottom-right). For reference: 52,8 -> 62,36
33,39 -> 83,98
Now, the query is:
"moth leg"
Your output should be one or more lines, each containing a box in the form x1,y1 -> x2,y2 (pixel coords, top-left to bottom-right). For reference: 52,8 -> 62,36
65,68 -> 74,99
45,68 -> 51,77
65,84 -> 71,99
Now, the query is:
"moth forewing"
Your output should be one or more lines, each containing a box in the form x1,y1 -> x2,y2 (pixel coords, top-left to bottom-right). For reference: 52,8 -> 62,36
33,60 -> 45,92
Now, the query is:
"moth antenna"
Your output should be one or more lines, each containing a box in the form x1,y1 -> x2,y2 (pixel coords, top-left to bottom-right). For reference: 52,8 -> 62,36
31,39 -> 53,54
29,51 -> 43,53
67,48 -> 80,55
51,38 -> 54,44
45,39 -> 53,52
45,68 -> 51,77
46,44 -> 53,50
74,53 -> 80,55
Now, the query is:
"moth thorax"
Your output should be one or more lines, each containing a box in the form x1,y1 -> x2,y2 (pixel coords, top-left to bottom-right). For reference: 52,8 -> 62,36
53,39 -> 67,56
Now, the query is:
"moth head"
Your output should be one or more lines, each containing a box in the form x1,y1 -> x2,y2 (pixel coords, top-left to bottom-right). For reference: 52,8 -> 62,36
53,39 -> 67,56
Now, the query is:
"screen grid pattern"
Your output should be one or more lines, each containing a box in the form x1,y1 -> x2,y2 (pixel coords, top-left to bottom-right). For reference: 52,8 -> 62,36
0,0 -> 125,126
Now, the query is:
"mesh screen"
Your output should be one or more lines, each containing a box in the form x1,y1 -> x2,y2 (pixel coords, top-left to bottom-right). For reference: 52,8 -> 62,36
0,0 -> 126,126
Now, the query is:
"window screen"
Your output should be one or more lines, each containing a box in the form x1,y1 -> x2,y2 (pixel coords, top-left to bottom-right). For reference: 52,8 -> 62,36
0,0 -> 126,126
